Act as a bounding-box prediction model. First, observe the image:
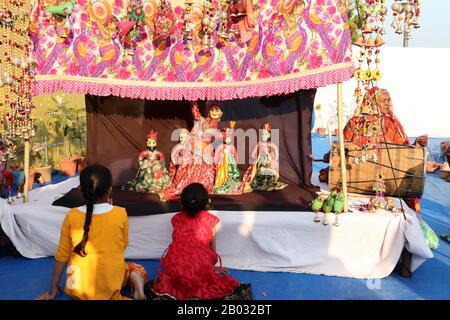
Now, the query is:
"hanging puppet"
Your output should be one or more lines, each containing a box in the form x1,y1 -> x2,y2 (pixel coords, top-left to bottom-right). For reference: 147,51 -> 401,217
44,0 -> 77,41
160,101 -> 223,202
123,130 -> 171,193
241,123 -> 287,193
116,0 -> 148,55
213,121 -> 241,194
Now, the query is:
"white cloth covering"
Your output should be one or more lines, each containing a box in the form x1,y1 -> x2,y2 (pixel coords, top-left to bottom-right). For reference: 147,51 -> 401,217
0,175 -> 433,279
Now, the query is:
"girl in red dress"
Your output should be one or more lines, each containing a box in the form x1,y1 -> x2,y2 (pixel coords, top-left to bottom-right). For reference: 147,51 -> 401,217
152,183 -> 247,300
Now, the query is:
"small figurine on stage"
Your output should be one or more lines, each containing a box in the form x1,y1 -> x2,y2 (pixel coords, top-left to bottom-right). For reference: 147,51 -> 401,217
123,130 -> 171,193
241,123 -> 287,193
169,128 -> 190,182
213,121 -> 241,194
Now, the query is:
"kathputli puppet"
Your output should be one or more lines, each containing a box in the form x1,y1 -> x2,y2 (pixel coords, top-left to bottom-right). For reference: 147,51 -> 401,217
123,130 -> 171,193
213,121 -> 241,194
241,123 -> 287,193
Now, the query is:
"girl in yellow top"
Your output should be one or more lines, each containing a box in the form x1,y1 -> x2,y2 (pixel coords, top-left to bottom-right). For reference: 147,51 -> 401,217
37,165 -> 147,300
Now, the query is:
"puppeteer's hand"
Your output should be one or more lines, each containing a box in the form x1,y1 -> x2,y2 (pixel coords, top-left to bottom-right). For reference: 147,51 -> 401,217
426,161 -> 440,173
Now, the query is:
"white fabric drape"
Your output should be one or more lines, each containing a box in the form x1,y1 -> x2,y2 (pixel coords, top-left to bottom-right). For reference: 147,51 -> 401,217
0,176 -> 432,279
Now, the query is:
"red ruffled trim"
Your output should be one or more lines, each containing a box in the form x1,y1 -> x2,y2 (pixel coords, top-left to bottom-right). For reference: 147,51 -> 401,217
33,66 -> 354,100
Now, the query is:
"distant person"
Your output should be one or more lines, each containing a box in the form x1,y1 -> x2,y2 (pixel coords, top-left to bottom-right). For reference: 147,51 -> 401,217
151,183 -> 252,300
37,165 -> 147,300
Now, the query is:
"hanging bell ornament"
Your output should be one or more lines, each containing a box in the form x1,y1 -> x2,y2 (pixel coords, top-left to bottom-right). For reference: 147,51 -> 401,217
392,1 -> 404,14
362,23 -> 372,34
390,19 -> 397,29
367,36 -> 376,47
354,157 -> 360,164
375,34 -> 385,47
353,34 -> 364,47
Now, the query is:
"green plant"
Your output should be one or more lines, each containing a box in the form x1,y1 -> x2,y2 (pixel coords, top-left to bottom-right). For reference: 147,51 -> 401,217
47,95 -> 86,159
31,118 -> 52,168
67,109 -> 87,157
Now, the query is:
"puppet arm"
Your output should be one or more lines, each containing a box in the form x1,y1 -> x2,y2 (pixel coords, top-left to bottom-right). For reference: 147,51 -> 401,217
190,101 -> 202,121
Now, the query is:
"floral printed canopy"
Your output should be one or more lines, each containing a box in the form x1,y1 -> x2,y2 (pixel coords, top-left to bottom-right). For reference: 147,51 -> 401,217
31,0 -> 354,100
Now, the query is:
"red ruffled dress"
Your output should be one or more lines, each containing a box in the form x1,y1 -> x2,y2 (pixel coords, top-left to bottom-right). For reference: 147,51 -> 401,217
152,211 -> 240,300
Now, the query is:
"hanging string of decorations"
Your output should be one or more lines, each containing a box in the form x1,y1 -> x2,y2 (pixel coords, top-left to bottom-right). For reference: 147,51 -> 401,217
391,0 -> 421,39
0,0 -> 35,161
349,0 -> 387,166
352,0 -> 387,105
349,0 -> 405,215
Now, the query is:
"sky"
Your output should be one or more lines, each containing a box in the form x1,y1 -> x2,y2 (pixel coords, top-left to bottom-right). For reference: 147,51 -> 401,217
382,0 -> 450,48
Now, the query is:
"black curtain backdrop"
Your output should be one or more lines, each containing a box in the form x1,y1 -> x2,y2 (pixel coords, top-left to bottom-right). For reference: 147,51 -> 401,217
86,90 -> 317,187
54,90 -> 320,214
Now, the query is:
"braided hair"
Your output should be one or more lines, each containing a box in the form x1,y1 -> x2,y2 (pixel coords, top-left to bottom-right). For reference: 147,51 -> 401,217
180,183 -> 209,218
74,164 -> 112,257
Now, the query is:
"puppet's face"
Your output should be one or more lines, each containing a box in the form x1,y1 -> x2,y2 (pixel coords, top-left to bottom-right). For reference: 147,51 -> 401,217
261,129 -> 271,142
179,131 -> 188,144
209,106 -> 223,120
147,138 -> 157,150
377,92 -> 392,115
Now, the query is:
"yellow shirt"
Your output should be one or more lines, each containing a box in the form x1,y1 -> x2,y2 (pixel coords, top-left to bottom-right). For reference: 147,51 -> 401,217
55,205 -> 129,300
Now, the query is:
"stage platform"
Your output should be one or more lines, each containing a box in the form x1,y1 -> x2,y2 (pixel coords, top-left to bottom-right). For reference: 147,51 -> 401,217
52,183 -> 318,215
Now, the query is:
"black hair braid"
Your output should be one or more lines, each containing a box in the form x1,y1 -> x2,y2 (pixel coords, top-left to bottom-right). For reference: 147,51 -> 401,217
74,178 -> 96,257
74,165 -> 112,257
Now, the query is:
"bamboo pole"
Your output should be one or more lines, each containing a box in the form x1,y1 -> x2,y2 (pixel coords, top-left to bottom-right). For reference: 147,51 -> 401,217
23,139 -> 30,203
337,83 -> 348,212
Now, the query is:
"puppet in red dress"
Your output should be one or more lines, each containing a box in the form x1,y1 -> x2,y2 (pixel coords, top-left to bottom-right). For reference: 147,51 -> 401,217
160,102 -> 223,202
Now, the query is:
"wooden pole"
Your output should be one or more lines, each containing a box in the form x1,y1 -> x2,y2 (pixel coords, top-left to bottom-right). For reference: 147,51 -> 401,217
337,83 -> 348,212
23,139 -> 30,203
